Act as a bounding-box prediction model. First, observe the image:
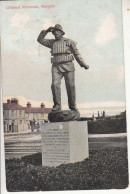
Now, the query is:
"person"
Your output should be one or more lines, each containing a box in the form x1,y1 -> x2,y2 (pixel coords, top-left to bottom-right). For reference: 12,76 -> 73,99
37,24 -> 89,112
36,122 -> 40,132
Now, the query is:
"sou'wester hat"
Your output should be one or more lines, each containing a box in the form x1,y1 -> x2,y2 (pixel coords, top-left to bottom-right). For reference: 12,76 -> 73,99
52,24 -> 65,35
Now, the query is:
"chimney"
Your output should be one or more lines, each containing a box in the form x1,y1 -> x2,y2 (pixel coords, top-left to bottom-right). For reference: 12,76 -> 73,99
27,102 -> 31,108
7,99 -> 11,104
11,98 -> 18,104
41,103 -> 45,108
103,111 -> 105,118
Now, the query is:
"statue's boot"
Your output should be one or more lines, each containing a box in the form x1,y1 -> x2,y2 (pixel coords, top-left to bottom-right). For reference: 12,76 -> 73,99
52,105 -> 61,112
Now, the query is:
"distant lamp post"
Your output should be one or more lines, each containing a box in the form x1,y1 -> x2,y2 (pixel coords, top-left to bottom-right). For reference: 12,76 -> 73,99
98,111 -> 100,118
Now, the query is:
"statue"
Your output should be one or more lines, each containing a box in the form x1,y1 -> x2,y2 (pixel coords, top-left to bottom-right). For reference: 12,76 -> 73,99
37,24 -> 89,122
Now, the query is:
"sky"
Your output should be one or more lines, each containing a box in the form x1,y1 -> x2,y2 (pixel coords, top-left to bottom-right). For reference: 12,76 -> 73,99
0,0 -> 126,116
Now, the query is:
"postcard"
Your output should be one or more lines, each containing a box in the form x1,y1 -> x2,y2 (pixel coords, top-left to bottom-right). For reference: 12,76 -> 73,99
0,0 -> 129,193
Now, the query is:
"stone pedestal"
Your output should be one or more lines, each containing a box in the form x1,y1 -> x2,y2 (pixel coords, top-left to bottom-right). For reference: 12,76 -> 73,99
40,121 -> 89,167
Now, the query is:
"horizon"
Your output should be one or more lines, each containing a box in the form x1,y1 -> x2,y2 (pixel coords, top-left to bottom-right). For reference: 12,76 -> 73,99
3,96 -> 125,117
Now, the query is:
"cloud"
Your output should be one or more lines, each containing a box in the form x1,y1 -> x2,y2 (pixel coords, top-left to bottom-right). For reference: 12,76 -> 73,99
95,14 -> 117,46
77,101 -> 125,109
77,101 -> 126,116
10,13 -> 31,28
3,96 -> 125,109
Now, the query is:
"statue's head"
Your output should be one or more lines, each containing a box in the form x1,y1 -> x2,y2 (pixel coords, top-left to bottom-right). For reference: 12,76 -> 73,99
52,24 -> 65,39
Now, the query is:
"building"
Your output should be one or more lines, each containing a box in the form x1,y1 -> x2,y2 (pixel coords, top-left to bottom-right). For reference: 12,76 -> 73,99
3,98 -> 51,133
3,98 -> 27,133
24,102 -> 51,131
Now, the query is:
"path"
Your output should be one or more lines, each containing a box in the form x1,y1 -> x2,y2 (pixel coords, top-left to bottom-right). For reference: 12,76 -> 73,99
4,132 -> 127,159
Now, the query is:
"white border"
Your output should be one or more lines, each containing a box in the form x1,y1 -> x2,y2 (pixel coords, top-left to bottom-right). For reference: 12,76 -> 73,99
1,0 -> 130,193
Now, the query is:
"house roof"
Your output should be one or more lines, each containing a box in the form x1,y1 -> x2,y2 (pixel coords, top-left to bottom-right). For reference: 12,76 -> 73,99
3,103 -> 52,113
25,107 -> 51,114
3,103 -> 25,110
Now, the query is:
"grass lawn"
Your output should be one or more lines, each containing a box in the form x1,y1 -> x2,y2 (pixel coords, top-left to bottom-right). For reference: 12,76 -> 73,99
6,146 -> 129,191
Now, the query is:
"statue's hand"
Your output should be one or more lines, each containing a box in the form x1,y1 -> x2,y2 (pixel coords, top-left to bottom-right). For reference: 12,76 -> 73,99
46,27 -> 53,33
82,64 -> 89,70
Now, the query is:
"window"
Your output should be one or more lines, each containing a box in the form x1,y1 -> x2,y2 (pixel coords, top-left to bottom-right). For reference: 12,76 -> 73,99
12,120 -> 15,124
19,110 -> 22,116
34,114 -> 38,118
19,120 -> 22,124
41,113 -> 44,118
26,113 -> 29,118
11,110 -> 14,117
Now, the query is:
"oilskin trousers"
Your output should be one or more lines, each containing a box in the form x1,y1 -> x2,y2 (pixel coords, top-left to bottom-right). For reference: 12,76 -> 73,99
51,67 -> 76,110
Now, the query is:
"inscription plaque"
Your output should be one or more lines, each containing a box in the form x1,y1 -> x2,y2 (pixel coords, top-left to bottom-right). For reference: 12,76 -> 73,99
41,121 -> 89,167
